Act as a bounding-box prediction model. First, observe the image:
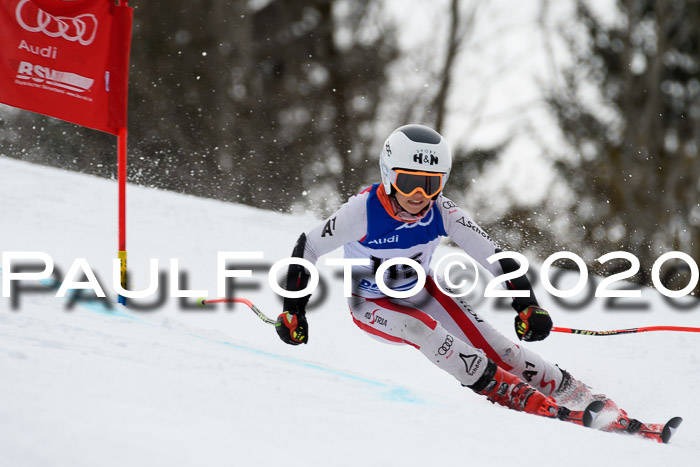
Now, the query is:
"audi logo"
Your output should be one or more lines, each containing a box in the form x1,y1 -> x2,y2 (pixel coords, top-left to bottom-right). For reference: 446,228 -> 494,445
438,335 -> 454,355
15,0 -> 98,46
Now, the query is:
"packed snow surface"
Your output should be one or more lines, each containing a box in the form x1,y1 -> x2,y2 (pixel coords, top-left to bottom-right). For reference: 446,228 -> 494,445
1,157 -> 699,466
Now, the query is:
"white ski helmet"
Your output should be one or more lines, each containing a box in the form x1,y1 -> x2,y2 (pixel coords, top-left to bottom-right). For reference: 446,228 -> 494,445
379,124 -> 452,197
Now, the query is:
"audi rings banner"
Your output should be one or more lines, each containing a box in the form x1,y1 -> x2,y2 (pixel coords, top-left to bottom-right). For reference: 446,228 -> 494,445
0,0 -> 133,135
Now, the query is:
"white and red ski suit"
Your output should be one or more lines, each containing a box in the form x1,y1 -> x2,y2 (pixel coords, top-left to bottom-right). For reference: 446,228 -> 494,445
287,183 -> 564,394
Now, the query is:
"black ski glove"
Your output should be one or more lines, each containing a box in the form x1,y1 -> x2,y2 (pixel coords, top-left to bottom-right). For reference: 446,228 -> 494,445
515,306 -> 552,342
275,311 -> 308,345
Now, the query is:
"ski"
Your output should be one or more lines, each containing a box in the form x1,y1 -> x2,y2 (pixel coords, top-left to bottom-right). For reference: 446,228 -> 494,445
606,415 -> 684,444
641,417 -> 683,444
596,399 -> 683,443
557,400 -> 606,427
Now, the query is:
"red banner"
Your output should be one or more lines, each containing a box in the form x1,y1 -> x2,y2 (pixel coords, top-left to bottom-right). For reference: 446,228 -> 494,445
0,0 -> 133,135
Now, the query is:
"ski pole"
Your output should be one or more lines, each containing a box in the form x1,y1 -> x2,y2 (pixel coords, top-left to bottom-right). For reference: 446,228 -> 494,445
552,325 -> 700,336
197,297 -> 276,325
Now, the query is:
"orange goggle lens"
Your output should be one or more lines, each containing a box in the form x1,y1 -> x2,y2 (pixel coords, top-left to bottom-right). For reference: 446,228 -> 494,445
391,170 -> 443,198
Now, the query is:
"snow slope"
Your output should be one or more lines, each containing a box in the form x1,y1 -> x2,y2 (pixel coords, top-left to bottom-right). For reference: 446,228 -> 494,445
1,157 -> 699,467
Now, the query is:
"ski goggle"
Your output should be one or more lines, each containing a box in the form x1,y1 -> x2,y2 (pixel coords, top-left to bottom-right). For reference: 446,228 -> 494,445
391,169 -> 444,198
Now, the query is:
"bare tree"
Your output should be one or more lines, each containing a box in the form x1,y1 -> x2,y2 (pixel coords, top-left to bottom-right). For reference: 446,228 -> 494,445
546,0 -> 700,294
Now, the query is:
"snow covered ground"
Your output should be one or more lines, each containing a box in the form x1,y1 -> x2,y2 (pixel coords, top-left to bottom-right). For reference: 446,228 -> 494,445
1,157 -> 699,466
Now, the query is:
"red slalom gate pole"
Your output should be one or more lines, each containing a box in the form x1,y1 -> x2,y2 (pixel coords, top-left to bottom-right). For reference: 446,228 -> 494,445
552,325 -> 700,336
117,127 -> 128,306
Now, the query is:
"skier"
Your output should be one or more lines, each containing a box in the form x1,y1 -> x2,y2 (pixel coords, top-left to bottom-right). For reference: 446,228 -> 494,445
273,124 -> 619,422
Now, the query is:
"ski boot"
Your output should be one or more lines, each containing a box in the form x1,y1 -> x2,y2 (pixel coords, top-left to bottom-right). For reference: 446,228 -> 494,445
470,360 -> 561,418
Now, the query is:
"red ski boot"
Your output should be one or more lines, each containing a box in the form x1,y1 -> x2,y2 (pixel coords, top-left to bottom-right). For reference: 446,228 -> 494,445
470,360 -> 560,418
